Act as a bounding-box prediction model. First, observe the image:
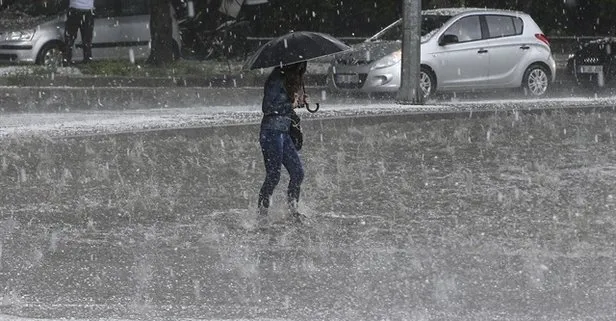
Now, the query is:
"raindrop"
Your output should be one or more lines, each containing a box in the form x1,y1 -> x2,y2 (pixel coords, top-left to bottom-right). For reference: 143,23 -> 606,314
321,90 -> 327,101
284,39 -> 288,48
129,49 -> 135,64
595,135 -> 599,143
457,68 -> 461,76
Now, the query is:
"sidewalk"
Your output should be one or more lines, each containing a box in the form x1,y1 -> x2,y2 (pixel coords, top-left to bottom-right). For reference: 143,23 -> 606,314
3,95 -> 616,139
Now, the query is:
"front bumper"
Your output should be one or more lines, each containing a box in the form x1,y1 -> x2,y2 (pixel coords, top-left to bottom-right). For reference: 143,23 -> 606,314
0,41 -> 37,63
328,63 -> 401,93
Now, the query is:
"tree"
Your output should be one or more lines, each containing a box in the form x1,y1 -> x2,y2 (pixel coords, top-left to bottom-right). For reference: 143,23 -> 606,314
147,0 -> 175,66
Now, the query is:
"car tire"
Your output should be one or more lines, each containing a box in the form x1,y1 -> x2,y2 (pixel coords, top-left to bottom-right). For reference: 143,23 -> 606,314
36,42 -> 64,67
420,66 -> 437,99
522,64 -> 550,97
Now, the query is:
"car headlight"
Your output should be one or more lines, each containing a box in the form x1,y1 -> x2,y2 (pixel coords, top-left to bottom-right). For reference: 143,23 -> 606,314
371,50 -> 402,70
5,30 -> 35,41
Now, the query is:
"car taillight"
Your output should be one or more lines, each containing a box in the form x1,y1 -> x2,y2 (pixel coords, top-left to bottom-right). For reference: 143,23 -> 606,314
535,33 -> 550,46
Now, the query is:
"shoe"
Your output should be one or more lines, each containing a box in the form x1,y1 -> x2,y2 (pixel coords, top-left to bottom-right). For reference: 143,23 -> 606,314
287,199 -> 307,224
289,211 -> 308,224
257,206 -> 268,228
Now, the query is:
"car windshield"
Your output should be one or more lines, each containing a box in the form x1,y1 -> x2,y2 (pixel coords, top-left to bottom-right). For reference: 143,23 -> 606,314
1,0 -> 63,17
368,14 -> 452,42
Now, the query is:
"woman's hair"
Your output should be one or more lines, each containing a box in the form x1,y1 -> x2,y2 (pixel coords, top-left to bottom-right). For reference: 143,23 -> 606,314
282,61 -> 307,96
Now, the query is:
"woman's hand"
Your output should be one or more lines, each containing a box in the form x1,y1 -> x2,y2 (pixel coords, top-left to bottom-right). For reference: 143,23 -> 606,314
293,93 -> 310,109
291,93 -> 302,108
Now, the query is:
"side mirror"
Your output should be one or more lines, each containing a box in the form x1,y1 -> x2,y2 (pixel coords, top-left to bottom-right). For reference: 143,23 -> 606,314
439,34 -> 459,46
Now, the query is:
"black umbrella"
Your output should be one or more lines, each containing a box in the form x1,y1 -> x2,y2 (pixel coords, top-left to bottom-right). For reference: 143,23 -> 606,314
243,31 -> 351,70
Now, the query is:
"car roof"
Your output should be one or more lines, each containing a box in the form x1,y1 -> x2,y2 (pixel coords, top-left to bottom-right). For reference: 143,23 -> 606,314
422,7 -> 526,17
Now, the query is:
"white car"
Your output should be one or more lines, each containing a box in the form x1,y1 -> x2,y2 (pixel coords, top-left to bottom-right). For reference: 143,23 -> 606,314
328,8 -> 557,99
0,0 -> 181,66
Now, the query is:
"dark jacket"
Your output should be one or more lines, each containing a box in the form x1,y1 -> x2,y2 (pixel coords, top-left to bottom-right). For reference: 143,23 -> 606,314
260,67 -> 294,132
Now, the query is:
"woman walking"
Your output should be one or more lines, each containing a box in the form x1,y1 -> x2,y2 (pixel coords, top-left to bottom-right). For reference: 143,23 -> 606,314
257,61 -> 309,225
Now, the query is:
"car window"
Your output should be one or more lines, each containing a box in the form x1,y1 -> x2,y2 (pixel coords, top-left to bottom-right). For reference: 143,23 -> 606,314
368,14 -> 452,43
486,15 -> 523,38
513,17 -> 523,34
444,16 -> 482,42
376,22 -> 402,41
422,15 -> 453,37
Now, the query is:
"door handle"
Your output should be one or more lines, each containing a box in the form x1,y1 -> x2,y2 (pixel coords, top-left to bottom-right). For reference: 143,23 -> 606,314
478,49 -> 488,54
520,45 -> 530,50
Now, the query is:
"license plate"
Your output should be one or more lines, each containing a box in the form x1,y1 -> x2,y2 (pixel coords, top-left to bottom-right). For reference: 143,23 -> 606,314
335,74 -> 359,83
579,65 -> 603,73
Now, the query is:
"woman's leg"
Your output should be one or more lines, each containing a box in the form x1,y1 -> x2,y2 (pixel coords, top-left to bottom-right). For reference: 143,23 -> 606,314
258,130 -> 285,210
282,133 -> 304,212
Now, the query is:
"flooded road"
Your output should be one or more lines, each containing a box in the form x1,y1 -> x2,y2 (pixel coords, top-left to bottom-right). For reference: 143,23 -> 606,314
1,102 -> 615,320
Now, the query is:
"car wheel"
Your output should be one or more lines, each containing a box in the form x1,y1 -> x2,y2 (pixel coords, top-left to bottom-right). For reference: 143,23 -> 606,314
36,42 -> 64,67
522,64 -> 550,97
420,67 -> 436,99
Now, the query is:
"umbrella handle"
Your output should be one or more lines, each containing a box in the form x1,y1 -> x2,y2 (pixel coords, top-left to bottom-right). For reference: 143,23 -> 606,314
304,102 -> 319,113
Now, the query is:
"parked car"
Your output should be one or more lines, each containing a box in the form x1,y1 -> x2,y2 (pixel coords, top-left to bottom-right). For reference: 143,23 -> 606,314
0,0 -> 181,66
327,8 -> 556,99
566,37 -> 616,89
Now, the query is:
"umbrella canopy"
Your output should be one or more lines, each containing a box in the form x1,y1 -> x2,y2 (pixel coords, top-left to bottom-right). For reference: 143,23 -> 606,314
243,31 -> 351,70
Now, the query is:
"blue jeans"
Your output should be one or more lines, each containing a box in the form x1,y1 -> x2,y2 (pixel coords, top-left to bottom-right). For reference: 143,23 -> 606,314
258,129 -> 304,208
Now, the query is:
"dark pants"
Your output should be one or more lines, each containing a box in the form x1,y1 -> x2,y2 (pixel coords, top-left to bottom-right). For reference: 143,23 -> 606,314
258,129 -> 304,209
63,8 -> 94,65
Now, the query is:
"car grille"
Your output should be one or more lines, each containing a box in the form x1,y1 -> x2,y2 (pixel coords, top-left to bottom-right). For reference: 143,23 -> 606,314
335,57 -> 372,65
582,57 -> 601,64
0,54 -> 18,61
334,73 -> 368,89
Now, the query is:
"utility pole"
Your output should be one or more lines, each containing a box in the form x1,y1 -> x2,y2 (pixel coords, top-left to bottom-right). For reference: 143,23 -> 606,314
396,0 -> 423,105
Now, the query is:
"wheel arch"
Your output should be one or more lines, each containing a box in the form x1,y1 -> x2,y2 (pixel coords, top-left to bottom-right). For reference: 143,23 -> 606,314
420,63 -> 438,88
523,61 -> 553,85
35,40 -> 65,65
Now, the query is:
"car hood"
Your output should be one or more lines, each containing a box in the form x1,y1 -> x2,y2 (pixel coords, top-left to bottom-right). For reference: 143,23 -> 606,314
333,41 -> 402,65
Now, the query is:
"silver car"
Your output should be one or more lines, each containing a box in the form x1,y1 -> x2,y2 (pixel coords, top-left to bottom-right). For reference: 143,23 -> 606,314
0,0 -> 181,66
328,8 -> 557,99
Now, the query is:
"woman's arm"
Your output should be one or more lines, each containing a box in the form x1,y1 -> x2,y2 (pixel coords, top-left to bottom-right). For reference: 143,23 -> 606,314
262,76 -> 294,116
